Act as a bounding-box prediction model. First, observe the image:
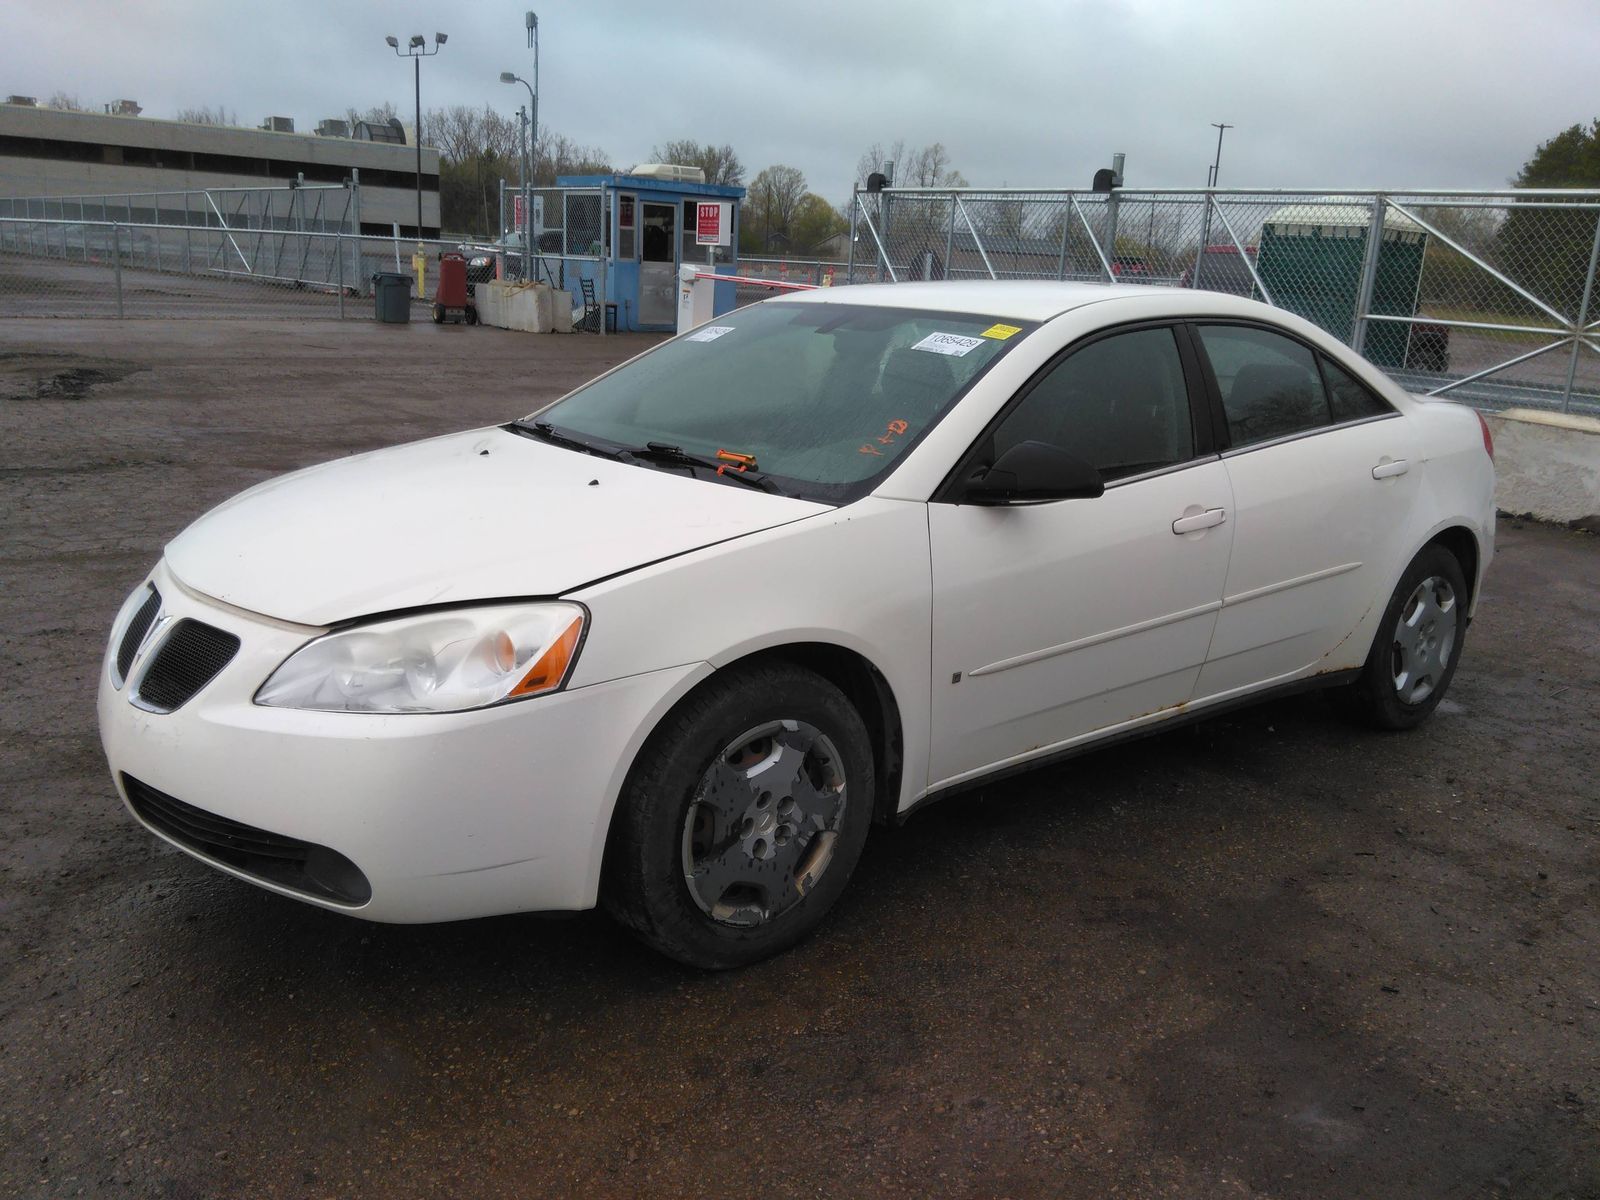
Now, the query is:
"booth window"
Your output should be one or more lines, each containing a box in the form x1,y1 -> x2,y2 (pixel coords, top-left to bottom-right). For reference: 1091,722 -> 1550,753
618,193 -> 636,259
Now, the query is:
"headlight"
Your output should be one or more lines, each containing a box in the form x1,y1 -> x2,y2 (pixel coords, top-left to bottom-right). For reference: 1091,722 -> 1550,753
256,602 -> 585,714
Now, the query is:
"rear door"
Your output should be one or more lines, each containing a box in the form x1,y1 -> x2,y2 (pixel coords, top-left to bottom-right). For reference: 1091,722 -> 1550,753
927,323 -> 1234,788
1190,323 -> 1422,699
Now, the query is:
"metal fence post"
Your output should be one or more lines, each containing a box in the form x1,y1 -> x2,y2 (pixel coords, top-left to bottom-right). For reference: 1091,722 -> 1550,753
1193,192 -> 1213,289
1352,194 -> 1387,357
1106,189 -> 1120,279
944,193 -> 956,280
112,223 -> 124,319
1561,209 -> 1600,413
1056,203 -> 1069,280
337,232 -> 346,319
847,188 -> 857,284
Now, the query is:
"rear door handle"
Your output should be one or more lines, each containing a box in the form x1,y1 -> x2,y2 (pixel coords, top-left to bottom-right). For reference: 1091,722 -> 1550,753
1372,459 -> 1410,479
1172,507 -> 1227,534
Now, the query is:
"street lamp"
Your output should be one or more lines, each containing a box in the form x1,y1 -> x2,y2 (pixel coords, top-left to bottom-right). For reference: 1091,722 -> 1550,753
501,12 -> 539,282
387,31 -> 447,238
501,71 -> 537,281
1207,122 -> 1233,188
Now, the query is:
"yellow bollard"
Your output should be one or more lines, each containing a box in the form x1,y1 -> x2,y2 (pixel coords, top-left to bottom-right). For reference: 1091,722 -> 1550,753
412,244 -> 427,299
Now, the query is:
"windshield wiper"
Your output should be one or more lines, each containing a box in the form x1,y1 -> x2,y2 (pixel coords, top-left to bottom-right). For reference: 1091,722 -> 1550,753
510,420 -> 623,460
619,442 -> 783,493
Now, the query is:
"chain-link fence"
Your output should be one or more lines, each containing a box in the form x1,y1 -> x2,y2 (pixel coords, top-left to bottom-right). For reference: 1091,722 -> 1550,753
0,181 -> 610,328
850,187 -> 1600,414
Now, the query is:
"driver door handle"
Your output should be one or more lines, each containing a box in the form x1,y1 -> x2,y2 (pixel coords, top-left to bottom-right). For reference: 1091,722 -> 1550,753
1172,507 -> 1227,534
1371,459 -> 1410,479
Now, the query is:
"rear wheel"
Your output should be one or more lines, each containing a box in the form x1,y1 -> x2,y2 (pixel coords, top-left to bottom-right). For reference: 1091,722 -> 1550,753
1337,544 -> 1469,730
431,303 -> 445,324
603,663 -> 874,969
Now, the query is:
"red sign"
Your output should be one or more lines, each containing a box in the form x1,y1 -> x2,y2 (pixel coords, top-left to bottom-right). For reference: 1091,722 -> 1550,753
513,193 -> 526,232
696,202 -> 722,244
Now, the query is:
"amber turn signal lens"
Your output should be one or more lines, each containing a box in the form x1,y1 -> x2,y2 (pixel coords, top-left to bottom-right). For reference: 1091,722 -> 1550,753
508,617 -> 583,697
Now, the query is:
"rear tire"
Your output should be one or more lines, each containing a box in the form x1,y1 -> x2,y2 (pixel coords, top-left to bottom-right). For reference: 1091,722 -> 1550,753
603,663 -> 875,969
1337,544 -> 1469,730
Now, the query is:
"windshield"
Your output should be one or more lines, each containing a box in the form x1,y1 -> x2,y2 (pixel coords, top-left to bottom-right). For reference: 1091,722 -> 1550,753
525,301 -> 1032,503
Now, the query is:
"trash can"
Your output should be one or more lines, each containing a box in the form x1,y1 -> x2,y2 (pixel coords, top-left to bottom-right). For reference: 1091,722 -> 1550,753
372,272 -> 412,324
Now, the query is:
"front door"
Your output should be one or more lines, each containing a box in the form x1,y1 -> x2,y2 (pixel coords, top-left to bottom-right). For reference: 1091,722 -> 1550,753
639,202 -> 677,326
928,324 -> 1234,788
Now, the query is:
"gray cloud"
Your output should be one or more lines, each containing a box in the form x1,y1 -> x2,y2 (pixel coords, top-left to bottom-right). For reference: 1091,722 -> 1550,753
11,0 -> 1599,201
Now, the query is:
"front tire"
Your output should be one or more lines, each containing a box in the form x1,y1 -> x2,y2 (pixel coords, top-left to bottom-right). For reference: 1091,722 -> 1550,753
603,663 -> 875,969
1338,544 -> 1469,730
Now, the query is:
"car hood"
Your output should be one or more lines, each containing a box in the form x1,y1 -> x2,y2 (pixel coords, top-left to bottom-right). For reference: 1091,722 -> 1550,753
164,426 -> 826,626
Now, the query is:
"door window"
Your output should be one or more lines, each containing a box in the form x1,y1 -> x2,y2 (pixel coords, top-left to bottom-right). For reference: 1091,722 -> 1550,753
1196,324 -> 1331,447
990,327 -> 1193,481
1321,355 -> 1393,423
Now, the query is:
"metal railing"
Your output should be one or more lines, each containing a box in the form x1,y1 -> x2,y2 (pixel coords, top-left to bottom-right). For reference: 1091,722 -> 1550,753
850,186 -> 1600,413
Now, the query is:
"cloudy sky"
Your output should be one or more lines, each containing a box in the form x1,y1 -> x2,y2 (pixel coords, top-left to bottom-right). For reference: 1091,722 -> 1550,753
10,0 -> 1599,199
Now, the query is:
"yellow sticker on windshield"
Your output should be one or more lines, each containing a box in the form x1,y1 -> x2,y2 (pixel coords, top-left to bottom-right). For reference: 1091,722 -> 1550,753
981,323 -> 1023,340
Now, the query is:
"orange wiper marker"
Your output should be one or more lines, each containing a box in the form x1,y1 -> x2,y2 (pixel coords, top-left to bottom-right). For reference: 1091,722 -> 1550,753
716,449 -> 758,470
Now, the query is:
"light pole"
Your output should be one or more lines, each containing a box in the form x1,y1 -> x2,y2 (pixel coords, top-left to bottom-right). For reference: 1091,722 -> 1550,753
1207,122 -> 1233,188
502,12 -> 538,283
500,70 -> 536,281
386,32 -> 447,238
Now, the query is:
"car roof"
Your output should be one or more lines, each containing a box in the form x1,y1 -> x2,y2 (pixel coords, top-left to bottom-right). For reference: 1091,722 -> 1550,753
777,280 -> 1234,322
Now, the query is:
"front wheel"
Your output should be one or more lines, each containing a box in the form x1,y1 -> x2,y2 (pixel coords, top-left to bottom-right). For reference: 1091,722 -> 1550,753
603,663 -> 875,969
1337,544 -> 1469,730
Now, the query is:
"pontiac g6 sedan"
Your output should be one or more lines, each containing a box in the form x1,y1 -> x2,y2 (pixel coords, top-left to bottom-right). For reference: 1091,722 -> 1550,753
99,282 -> 1495,968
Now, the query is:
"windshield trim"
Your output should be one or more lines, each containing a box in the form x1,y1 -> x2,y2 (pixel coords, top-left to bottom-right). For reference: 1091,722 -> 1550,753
523,301 -> 1039,506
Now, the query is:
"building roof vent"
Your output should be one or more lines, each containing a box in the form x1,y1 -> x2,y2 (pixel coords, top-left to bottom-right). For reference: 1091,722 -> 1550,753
315,118 -> 351,138
6,95 -> 37,107
260,115 -> 295,134
353,118 -> 406,145
106,99 -> 143,117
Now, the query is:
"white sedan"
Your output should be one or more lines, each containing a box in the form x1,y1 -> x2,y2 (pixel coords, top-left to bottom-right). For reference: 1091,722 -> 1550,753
98,282 -> 1495,968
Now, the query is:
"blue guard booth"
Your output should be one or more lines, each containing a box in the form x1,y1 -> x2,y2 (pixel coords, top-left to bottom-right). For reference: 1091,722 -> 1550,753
555,171 -> 744,331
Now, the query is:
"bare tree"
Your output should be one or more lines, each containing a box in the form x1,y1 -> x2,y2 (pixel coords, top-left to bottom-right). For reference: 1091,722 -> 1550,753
747,165 -> 808,249
535,131 -> 612,185
649,139 -> 745,186
856,140 -> 966,188
345,102 -> 400,130
426,105 -> 489,163
173,106 -> 238,127
46,91 -> 85,112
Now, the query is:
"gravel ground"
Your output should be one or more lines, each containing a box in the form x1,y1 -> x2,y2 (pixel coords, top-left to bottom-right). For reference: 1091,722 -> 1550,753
1,318 -> 1596,1199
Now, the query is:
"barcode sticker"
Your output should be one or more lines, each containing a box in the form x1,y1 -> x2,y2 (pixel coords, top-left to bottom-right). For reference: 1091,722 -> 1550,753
685,325 -> 735,343
911,332 -> 986,357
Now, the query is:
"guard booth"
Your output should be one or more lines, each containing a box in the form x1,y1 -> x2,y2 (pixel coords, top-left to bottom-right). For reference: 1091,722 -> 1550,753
556,168 -> 744,331
1256,197 -> 1428,370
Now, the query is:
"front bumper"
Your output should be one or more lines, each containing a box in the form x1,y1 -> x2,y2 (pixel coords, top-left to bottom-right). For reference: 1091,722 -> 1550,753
98,561 -> 709,922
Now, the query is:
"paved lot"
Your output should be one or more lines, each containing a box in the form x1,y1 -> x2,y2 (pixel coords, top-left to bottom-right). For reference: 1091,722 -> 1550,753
2,319 -> 1597,1199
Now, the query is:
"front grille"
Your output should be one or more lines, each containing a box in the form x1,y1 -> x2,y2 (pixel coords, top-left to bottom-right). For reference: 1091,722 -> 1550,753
135,619 -> 240,712
115,587 -> 162,682
123,774 -> 372,906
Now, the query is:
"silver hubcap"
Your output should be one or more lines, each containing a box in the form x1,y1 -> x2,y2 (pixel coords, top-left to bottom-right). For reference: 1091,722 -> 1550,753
1390,575 -> 1457,705
681,719 -> 848,928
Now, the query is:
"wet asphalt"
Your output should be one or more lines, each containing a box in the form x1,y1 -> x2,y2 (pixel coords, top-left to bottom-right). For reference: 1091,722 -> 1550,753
1,319 -> 1596,1198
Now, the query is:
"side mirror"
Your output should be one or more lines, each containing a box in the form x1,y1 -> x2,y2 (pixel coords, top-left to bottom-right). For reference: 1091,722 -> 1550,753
961,440 -> 1105,505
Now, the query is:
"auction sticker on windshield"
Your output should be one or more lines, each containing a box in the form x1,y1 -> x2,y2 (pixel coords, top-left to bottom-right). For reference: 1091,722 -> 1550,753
685,325 -> 735,343
981,323 -> 1023,339
911,332 -> 986,356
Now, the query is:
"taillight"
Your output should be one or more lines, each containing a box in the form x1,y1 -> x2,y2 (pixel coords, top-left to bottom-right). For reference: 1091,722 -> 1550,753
1475,411 -> 1494,461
